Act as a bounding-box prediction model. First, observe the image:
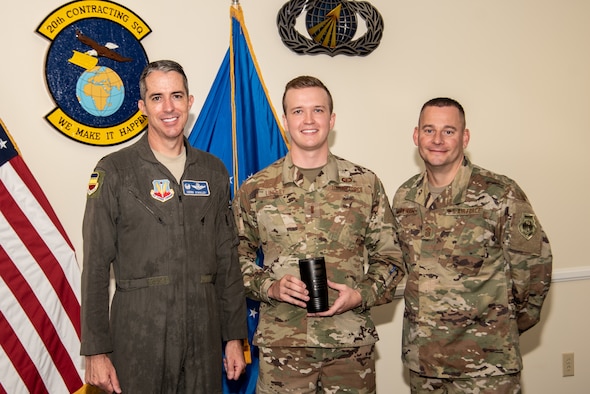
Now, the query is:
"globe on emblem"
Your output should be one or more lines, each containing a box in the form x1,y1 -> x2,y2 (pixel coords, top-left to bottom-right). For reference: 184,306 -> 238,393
76,66 -> 125,117
306,0 -> 358,46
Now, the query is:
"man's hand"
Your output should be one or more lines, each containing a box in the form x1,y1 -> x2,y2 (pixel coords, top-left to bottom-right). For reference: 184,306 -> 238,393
308,280 -> 362,317
84,354 -> 121,393
223,339 -> 247,380
267,274 -> 309,308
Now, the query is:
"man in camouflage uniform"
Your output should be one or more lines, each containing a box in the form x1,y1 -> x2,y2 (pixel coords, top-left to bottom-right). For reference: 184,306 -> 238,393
233,76 -> 404,393
392,97 -> 552,393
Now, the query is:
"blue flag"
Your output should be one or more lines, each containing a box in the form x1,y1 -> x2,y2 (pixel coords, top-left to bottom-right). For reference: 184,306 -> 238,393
188,4 -> 288,394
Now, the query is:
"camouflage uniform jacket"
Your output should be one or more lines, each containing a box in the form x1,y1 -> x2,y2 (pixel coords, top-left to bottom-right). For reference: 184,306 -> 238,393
233,152 -> 404,348
392,157 -> 552,378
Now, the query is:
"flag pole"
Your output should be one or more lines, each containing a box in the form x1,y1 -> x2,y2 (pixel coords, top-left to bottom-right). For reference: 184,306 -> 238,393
229,2 -> 239,196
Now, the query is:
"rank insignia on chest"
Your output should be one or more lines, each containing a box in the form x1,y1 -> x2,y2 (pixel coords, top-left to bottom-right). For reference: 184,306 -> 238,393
182,180 -> 210,196
151,179 -> 174,202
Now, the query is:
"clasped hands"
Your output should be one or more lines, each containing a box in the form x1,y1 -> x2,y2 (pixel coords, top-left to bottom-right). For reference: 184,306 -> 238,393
267,274 -> 362,316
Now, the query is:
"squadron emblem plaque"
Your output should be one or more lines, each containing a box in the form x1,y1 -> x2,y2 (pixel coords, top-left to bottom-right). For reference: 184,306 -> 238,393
37,0 -> 151,146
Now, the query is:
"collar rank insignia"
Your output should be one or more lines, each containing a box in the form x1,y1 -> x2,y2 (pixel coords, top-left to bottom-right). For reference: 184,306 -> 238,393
151,179 -> 174,202
183,180 -> 210,196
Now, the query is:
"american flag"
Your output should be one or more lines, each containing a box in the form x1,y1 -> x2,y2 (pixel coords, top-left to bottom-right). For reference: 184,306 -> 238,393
0,119 -> 83,393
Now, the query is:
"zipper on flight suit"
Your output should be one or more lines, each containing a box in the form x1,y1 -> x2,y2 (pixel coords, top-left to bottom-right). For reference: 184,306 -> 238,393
128,189 -> 166,224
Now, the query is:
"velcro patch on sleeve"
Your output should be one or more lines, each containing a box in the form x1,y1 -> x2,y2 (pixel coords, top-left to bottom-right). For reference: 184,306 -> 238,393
510,202 -> 543,254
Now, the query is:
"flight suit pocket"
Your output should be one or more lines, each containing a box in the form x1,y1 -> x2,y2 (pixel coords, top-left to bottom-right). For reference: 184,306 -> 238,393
127,187 -> 168,225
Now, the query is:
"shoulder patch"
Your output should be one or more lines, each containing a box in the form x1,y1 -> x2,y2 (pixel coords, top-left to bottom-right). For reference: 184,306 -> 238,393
510,209 -> 542,254
87,171 -> 103,197
518,213 -> 537,240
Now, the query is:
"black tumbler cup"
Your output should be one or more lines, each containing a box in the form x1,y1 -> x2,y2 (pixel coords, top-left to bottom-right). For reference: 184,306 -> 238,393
298,257 -> 329,313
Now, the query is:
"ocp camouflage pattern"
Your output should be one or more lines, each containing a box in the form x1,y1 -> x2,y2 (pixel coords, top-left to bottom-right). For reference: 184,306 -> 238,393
233,153 -> 404,348
392,157 -> 552,378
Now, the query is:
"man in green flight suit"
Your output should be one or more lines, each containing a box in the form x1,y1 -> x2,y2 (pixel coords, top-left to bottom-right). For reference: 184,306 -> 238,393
81,60 -> 247,393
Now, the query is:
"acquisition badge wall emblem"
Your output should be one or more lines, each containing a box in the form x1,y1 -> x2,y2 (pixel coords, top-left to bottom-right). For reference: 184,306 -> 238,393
37,0 -> 151,146
277,0 -> 384,57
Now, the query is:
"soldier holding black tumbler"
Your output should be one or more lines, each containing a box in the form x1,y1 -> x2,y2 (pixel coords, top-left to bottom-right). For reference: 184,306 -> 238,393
232,75 -> 405,393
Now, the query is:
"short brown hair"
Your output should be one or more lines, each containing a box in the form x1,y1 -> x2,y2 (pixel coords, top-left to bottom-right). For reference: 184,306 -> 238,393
139,60 -> 189,100
420,97 -> 466,129
282,75 -> 333,114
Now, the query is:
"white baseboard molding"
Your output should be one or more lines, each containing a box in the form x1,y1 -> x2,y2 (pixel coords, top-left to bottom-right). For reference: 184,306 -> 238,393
551,266 -> 590,283
393,266 -> 590,298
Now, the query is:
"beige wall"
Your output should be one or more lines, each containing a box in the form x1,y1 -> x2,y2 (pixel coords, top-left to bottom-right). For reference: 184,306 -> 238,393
2,0 -> 588,392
